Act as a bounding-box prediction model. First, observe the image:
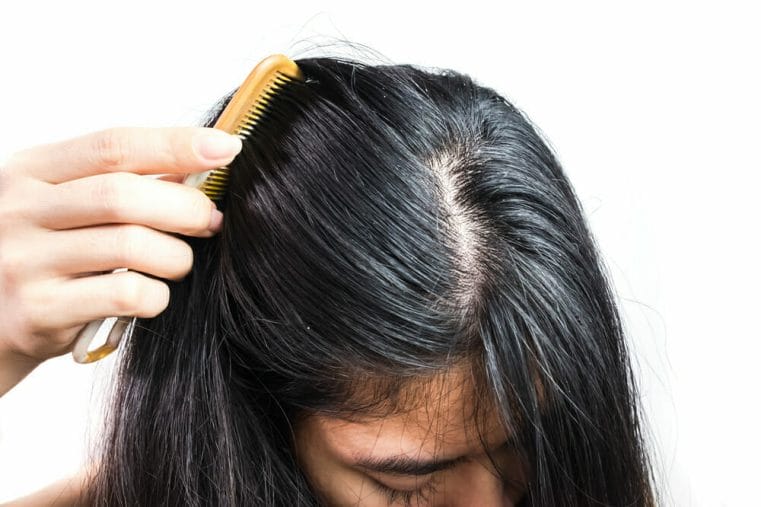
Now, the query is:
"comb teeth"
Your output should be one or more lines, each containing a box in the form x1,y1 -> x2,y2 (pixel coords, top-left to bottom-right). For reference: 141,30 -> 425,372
184,55 -> 304,204
204,73 -> 300,202
199,167 -> 230,202
235,73 -> 299,139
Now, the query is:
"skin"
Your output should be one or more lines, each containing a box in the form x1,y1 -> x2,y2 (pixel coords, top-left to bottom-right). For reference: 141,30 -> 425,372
294,367 -> 529,506
0,126 -> 239,505
0,128 -> 526,505
0,126 -> 240,396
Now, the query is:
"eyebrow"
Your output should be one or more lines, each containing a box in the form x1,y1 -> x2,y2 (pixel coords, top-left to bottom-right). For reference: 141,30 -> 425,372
354,453 -> 469,476
353,437 -> 518,477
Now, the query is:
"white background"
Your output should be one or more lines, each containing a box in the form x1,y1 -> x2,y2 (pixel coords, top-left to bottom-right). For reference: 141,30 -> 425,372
0,1 -> 758,505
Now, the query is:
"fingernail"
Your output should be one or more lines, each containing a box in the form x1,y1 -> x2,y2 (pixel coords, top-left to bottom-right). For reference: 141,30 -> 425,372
208,208 -> 224,234
193,130 -> 242,162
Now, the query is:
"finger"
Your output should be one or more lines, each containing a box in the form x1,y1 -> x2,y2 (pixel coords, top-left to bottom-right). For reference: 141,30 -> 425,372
34,172 -> 223,237
26,270 -> 171,332
36,224 -> 194,282
7,126 -> 242,184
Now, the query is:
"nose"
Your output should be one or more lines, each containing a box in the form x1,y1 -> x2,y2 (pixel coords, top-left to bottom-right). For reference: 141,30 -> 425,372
439,460 -> 522,507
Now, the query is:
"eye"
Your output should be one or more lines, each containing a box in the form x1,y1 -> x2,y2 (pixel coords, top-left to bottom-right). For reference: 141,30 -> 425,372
369,476 -> 440,506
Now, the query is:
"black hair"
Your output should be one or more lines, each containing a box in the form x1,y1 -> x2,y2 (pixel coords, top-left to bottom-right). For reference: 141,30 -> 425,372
84,56 -> 656,506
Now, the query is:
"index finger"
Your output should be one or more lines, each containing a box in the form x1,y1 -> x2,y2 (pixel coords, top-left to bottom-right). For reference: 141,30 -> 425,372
7,126 -> 243,184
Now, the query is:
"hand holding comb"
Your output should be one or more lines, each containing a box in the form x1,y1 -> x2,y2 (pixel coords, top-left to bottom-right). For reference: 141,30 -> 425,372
71,54 -> 304,363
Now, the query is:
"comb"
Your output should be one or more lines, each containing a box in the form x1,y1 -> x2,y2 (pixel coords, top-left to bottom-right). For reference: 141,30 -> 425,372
182,54 -> 304,202
71,54 -> 304,363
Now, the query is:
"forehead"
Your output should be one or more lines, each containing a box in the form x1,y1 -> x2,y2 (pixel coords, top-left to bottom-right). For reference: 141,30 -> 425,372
297,365 -> 508,460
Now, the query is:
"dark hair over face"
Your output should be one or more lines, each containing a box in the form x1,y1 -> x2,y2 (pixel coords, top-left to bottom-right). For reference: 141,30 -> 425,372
85,57 -> 656,506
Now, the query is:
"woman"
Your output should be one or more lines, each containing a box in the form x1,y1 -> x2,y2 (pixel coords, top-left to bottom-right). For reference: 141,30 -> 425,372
1,56 -> 656,506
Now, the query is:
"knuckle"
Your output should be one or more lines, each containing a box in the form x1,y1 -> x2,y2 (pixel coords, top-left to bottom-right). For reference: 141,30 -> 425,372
92,128 -> 132,169
163,128 -> 188,167
0,200 -> 15,226
0,173 -> 22,220
94,172 -> 138,220
112,271 -> 144,314
113,224 -> 145,266
0,243 -> 25,290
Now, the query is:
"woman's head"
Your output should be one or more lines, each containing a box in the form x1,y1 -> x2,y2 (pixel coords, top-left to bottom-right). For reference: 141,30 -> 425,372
86,57 -> 655,506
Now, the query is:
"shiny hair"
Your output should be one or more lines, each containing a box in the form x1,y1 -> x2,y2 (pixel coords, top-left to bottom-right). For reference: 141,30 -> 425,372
85,56 -> 656,506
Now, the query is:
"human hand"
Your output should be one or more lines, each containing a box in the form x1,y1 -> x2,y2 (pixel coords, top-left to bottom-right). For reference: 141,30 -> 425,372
0,127 -> 241,370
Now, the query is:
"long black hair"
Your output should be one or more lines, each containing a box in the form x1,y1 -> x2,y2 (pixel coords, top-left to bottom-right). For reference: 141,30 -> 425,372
84,56 -> 656,506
